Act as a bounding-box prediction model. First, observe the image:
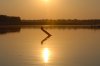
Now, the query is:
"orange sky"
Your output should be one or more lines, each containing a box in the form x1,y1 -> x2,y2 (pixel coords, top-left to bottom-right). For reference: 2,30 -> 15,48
0,0 -> 100,19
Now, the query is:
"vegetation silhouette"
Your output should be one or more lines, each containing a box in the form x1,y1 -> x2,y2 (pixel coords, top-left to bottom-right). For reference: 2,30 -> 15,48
21,19 -> 100,26
0,15 -> 100,30
0,15 -> 21,25
0,15 -> 100,26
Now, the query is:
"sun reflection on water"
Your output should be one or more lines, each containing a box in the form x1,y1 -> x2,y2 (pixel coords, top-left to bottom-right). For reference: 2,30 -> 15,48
42,48 -> 50,63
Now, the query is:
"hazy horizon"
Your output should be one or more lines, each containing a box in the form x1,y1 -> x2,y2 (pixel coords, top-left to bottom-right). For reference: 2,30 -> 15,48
0,0 -> 100,19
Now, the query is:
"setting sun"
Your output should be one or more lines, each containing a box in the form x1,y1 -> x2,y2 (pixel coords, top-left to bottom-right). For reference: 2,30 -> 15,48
44,0 -> 49,2
42,0 -> 51,4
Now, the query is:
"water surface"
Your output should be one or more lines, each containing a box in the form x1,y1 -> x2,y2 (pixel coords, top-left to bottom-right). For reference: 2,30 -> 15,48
0,26 -> 100,66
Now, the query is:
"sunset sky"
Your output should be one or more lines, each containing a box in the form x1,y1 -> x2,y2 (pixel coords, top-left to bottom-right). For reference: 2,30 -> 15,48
0,0 -> 100,19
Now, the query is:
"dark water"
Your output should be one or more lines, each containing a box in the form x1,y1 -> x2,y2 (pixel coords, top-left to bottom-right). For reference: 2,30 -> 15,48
0,25 -> 100,66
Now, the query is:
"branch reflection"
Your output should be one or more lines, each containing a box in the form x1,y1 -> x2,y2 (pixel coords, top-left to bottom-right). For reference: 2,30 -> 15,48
41,26 -> 52,45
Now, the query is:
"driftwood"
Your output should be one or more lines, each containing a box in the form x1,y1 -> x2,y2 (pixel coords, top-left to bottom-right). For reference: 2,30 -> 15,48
41,26 -> 52,45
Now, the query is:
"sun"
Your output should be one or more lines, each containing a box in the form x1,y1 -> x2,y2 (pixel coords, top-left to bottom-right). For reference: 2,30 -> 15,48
40,0 -> 52,5
44,0 -> 49,2
43,0 -> 50,3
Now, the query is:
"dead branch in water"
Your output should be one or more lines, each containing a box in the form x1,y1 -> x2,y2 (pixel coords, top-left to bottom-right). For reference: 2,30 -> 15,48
41,26 -> 52,45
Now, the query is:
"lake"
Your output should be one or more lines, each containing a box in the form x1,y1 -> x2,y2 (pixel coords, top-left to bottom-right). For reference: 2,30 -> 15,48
0,25 -> 100,66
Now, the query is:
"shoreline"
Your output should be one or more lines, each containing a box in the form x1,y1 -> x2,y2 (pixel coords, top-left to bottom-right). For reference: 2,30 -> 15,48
0,25 -> 100,29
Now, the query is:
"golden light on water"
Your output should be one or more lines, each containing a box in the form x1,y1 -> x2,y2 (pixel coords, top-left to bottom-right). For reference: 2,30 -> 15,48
42,48 -> 50,63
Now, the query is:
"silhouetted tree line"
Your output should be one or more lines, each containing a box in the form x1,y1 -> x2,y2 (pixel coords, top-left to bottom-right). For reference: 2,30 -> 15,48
21,19 -> 100,25
0,15 -> 21,25
0,15 -> 100,25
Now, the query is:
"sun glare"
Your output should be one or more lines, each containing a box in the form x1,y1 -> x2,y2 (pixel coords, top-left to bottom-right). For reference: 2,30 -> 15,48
42,0 -> 51,4
44,0 -> 49,2
43,48 -> 50,63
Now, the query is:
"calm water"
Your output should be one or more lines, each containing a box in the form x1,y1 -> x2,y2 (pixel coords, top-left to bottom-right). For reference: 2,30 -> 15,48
0,26 -> 100,66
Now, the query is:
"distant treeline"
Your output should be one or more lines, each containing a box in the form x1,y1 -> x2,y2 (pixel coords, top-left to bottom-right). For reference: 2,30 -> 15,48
0,15 -> 100,25
0,15 -> 21,25
22,19 -> 100,25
